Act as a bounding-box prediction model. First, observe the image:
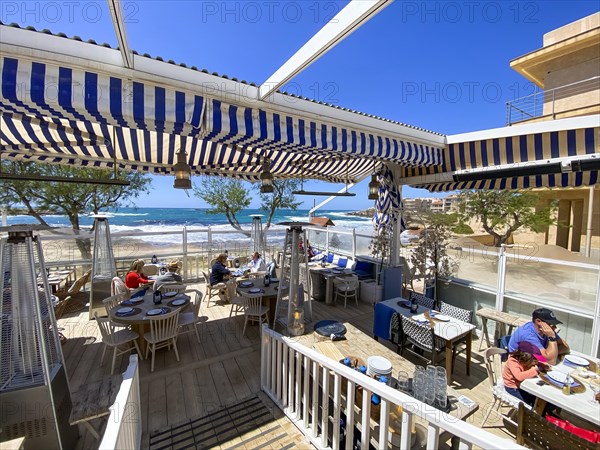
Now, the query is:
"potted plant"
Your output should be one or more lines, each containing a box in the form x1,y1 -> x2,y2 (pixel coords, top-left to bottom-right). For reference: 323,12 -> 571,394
409,212 -> 457,301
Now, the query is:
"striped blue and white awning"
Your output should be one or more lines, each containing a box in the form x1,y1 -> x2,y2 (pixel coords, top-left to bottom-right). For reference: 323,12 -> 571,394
373,166 -> 404,234
402,126 -> 599,191
0,55 -> 444,183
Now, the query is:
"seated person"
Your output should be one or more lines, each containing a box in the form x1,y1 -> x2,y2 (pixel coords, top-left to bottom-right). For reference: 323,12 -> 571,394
502,349 -> 542,406
153,260 -> 182,291
508,308 -> 569,365
306,240 -> 315,259
210,253 -> 230,285
248,252 -> 266,273
125,259 -> 154,289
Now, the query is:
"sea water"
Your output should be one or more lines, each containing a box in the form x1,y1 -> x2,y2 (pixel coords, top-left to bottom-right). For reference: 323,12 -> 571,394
7,207 -> 375,246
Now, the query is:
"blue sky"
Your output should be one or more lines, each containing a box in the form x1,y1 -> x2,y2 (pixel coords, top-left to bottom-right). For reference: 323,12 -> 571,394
3,1 -> 598,210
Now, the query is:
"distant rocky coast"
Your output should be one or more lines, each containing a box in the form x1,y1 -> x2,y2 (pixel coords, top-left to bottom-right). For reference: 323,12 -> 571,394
346,207 -> 375,218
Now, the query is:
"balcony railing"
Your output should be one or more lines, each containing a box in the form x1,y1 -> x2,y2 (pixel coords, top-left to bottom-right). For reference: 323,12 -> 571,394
506,76 -> 600,125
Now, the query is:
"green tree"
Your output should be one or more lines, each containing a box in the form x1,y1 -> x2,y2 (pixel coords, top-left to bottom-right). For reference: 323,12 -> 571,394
193,178 -> 251,234
0,161 -> 152,259
409,212 -> 458,292
193,177 -> 302,234
457,190 -> 556,246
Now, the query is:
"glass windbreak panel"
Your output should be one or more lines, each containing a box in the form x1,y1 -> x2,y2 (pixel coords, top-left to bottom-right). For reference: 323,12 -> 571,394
355,234 -> 373,258
450,242 -> 499,290
328,231 -> 352,256
505,257 -> 598,315
307,229 -> 327,252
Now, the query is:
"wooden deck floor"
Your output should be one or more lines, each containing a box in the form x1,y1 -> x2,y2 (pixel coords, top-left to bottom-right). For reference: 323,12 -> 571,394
58,282 -> 515,449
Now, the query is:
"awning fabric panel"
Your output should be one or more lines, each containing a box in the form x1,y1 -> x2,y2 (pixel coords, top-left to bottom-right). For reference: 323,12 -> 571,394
204,99 -> 444,167
0,56 -> 445,183
404,127 -> 599,191
373,166 -> 404,233
0,57 -> 205,137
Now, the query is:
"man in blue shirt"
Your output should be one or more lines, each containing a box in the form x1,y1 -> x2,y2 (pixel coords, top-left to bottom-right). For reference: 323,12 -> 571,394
508,308 -> 569,365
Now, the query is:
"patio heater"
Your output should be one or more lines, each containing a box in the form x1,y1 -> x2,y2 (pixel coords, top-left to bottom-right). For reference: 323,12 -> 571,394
0,226 -> 78,449
274,222 -> 312,336
89,215 -> 116,319
250,214 -> 266,257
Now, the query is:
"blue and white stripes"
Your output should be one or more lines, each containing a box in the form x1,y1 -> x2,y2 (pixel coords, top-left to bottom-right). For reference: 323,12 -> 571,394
373,166 -> 404,234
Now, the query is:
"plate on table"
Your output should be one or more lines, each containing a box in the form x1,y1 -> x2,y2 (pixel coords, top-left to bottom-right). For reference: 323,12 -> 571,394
547,370 -> 573,385
58,270 -> 71,275
397,300 -> 411,309
171,299 -> 186,306
129,296 -> 144,304
432,314 -> 451,322
162,292 -> 178,298
47,276 -> 60,281
314,320 -> 347,337
147,308 -> 164,316
248,288 -> 263,294
239,281 -> 253,288
563,355 -> 589,367
270,278 -> 279,282
117,307 -> 133,314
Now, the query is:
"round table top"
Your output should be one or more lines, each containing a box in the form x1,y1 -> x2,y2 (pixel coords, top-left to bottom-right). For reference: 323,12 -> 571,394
109,290 -> 190,325
236,279 -> 285,298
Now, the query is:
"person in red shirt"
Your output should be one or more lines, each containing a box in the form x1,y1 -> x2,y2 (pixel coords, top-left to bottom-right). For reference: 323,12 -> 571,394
125,259 -> 153,289
502,350 -> 542,406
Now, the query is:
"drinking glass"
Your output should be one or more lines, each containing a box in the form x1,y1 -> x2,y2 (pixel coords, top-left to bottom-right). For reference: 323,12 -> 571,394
396,371 -> 410,393
589,379 -> 600,405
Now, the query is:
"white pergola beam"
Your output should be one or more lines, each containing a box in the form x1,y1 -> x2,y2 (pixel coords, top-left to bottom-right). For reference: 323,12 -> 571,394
259,0 -> 392,100
107,0 -> 133,68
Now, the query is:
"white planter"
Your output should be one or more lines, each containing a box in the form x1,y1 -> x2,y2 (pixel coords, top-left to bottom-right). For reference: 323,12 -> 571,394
360,280 -> 383,305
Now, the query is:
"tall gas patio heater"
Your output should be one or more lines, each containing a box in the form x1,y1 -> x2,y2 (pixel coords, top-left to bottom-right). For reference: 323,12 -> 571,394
89,215 -> 116,319
250,214 -> 266,257
0,226 -> 78,449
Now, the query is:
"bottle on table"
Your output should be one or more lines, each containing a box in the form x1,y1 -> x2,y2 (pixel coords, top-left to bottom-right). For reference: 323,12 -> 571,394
410,296 -> 418,314
264,273 -> 270,287
153,290 -> 162,305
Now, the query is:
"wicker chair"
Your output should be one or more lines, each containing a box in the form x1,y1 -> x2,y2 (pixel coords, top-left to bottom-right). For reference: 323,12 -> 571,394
410,292 -> 435,310
440,301 -> 474,323
400,316 -> 446,366
111,277 -> 130,298
516,403 -> 599,450
201,270 -> 226,307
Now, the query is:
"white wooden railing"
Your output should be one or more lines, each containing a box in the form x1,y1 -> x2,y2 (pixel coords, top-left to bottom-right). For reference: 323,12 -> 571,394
260,325 -> 525,450
99,355 -> 142,450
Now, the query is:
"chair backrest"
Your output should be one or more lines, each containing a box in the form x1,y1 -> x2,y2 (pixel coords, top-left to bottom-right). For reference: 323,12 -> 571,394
345,258 -> 357,270
226,280 -> 239,300
142,264 -> 159,276
241,291 -> 264,312
410,292 -> 435,310
516,403 -> 599,450
266,262 -> 276,278
440,301 -> 473,323
68,269 -> 92,295
158,283 -> 186,294
148,309 -> 180,342
483,347 -> 506,390
201,270 -> 210,285
111,277 -> 130,298
102,293 -> 128,316
400,316 -> 435,351
248,271 -> 266,280
94,311 -> 116,344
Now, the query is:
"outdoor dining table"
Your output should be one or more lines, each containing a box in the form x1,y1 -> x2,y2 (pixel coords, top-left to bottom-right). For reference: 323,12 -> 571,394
520,352 -> 600,427
236,278 -> 284,324
373,298 -> 476,384
309,265 -> 355,305
109,288 -> 191,355
295,322 -> 479,448
38,269 -> 74,294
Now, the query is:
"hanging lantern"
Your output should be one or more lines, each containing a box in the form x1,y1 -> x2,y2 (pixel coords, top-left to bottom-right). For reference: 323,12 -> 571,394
259,159 -> 273,193
173,149 -> 192,189
368,173 -> 379,200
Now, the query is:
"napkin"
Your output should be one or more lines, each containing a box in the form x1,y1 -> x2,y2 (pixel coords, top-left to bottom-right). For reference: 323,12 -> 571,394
131,290 -> 146,299
412,314 -> 429,324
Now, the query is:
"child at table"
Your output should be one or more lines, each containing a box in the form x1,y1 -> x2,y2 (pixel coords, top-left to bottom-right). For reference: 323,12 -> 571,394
502,349 -> 542,406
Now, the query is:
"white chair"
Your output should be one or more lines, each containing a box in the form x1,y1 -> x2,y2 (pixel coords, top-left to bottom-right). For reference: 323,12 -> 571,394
143,309 -> 181,373
240,291 -> 269,336
158,283 -> 187,294
111,276 -> 130,298
332,275 -> 359,308
178,290 -> 205,343
142,264 -> 159,276
201,270 -> 226,307
94,312 -> 142,374
102,293 -> 129,316
480,347 -> 525,427
226,280 -> 245,318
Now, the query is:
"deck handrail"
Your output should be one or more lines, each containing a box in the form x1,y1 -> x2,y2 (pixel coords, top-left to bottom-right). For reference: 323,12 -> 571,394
260,324 -> 525,450
99,355 -> 142,450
